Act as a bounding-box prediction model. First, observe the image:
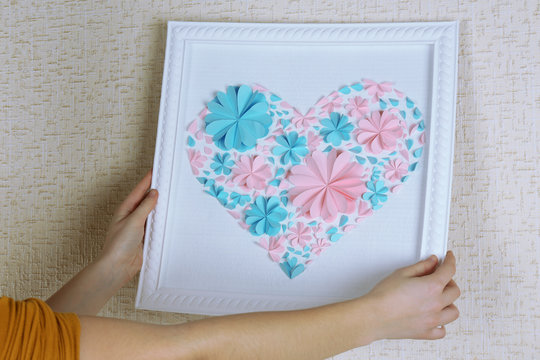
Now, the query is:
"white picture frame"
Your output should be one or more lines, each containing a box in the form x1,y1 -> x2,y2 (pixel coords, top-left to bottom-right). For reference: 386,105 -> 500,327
136,21 -> 458,315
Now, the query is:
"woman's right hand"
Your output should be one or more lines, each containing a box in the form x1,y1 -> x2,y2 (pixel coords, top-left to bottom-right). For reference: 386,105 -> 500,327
362,251 -> 460,341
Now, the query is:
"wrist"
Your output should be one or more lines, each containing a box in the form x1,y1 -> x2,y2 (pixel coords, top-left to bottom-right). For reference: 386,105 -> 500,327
342,295 -> 386,346
92,254 -> 133,289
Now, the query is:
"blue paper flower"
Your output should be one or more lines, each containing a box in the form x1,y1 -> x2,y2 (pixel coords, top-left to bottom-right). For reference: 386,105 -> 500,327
210,153 -> 234,175
245,196 -> 287,236
279,256 -> 305,279
271,131 -> 309,165
204,184 -> 228,206
319,112 -> 354,146
205,85 -> 272,152
362,180 -> 388,208
226,192 -> 251,209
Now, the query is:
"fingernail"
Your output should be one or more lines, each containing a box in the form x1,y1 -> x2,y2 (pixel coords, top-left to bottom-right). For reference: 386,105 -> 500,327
148,189 -> 157,198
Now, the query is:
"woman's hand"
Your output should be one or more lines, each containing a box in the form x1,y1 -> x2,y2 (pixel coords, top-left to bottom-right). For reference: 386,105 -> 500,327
362,251 -> 460,341
47,171 -> 158,315
98,170 -> 158,286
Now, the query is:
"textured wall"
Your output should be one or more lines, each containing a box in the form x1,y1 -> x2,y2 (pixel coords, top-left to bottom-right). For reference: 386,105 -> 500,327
0,0 -> 538,358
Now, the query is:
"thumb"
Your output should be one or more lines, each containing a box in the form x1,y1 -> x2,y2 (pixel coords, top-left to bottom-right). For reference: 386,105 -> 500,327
400,255 -> 438,277
130,189 -> 158,225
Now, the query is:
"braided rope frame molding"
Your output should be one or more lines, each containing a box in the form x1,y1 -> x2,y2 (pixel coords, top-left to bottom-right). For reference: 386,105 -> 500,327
136,21 -> 459,315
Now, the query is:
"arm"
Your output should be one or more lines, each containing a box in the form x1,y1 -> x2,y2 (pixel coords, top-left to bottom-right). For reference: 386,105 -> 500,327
78,252 -> 459,360
46,170 -> 158,315
46,170 -> 459,358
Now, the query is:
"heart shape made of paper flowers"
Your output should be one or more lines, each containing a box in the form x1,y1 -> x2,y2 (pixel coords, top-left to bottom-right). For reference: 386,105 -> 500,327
186,81 -> 425,279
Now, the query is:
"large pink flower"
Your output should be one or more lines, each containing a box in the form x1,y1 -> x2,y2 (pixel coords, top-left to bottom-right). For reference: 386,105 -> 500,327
232,155 -> 272,190
384,158 -> 409,182
287,223 -> 311,248
187,149 -> 207,175
288,150 -> 365,222
356,111 -> 404,154
345,96 -> 369,119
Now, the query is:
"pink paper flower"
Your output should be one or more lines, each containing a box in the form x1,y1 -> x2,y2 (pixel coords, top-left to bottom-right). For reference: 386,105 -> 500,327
384,159 -> 409,182
316,95 -> 343,114
187,149 -> 207,175
232,155 -> 272,190
363,79 -> 393,102
357,111 -> 404,154
311,238 -> 330,256
291,108 -> 317,128
288,150 -> 365,222
287,223 -> 311,248
345,96 -> 370,119
258,235 -> 286,262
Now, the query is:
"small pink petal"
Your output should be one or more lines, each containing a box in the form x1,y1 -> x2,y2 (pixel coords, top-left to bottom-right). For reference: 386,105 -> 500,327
265,186 -> 277,196
419,133 -> 425,145
343,225 -> 356,233
204,136 -> 213,144
198,107 -> 209,119
227,210 -> 241,219
391,184 -> 402,193
280,101 -> 293,109
203,147 -> 212,154
239,222 -> 250,230
187,120 -> 198,134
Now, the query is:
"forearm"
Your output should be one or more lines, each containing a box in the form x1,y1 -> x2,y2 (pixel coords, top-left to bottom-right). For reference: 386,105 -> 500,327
46,257 -> 128,316
80,297 -> 379,360
186,298 -> 377,360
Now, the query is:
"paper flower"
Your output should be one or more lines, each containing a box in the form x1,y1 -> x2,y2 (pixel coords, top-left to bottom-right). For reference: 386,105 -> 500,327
291,108 -> 317,128
287,223 -> 311,248
187,149 -> 207,175
362,180 -> 388,208
356,111 -> 404,154
384,158 -> 409,182
319,112 -> 354,146
345,96 -> 370,119
232,155 -> 272,190
210,153 -> 234,175
205,184 -> 228,206
310,238 -> 330,256
205,85 -> 272,151
288,150 -> 365,222
245,196 -> 288,236
317,95 -> 343,114
258,235 -> 286,262
363,79 -> 393,102
272,131 -> 309,165
227,192 -> 251,209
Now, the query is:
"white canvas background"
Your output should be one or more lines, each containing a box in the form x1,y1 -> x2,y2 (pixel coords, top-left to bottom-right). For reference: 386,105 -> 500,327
158,40 -> 434,303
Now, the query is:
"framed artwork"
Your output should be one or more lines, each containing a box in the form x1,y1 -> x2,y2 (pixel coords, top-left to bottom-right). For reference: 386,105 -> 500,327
136,21 -> 459,315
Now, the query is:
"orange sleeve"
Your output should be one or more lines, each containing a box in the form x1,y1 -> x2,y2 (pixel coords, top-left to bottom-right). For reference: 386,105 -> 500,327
0,296 -> 80,360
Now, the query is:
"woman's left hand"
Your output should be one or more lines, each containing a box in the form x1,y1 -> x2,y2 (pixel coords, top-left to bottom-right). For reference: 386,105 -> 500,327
98,170 -> 158,285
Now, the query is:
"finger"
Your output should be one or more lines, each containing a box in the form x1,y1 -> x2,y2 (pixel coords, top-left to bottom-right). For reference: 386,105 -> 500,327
442,279 -> 461,306
429,250 -> 456,285
438,304 -> 459,326
128,189 -> 158,226
113,170 -> 153,222
400,255 -> 438,277
425,325 -> 446,340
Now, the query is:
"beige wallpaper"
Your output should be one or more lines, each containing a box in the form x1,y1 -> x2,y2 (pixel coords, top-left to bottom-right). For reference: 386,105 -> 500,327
1,0 -> 538,358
